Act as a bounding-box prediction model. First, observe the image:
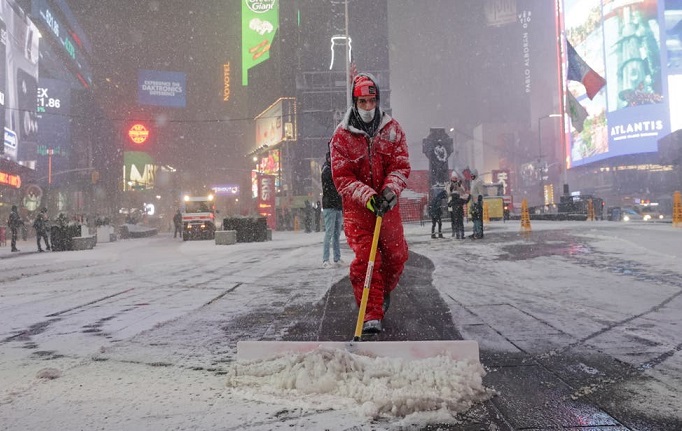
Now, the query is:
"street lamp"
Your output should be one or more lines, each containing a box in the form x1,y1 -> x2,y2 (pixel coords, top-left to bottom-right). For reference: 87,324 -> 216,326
538,114 -> 561,209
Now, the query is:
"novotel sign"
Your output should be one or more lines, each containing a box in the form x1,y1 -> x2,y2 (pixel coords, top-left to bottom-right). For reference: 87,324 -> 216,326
128,124 -> 150,145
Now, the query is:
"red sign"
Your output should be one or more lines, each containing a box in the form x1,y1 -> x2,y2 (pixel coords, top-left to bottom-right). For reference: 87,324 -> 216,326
0,171 -> 21,188
128,124 -> 150,145
492,169 -> 511,195
257,174 -> 276,229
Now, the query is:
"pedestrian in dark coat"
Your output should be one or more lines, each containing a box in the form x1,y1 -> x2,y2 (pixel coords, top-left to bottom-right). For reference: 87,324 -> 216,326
173,209 -> 183,239
33,207 -> 51,252
314,200 -> 322,232
321,151 -> 343,267
303,200 -> 313,233
8,205 -> 22,252
428,189 -> 447,238
471,195 -> 484,239
450,191 -> 471,239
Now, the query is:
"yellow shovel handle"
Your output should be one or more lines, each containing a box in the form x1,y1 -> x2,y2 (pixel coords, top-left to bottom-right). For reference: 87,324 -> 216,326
353,215 -> 383,341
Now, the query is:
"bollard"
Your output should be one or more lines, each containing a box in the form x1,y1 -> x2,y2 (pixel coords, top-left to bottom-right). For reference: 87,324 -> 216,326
520,199 -> 531,232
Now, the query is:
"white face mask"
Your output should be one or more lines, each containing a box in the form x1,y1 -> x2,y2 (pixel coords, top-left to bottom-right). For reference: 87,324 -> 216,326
358,107 -> 375,123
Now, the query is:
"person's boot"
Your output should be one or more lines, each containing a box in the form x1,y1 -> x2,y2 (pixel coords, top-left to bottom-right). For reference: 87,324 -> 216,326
362,320 -> 382,334
38,248 -> 44,252
438,233 -> 444,239
431,233 -> 437,239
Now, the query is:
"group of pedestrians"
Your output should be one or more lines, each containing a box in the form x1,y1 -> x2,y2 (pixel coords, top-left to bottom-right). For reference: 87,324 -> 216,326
7,205 -> 51,252
428,169 -> 485,240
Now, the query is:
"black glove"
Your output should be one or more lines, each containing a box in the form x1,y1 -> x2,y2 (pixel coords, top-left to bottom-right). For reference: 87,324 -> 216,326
381,188 -> 397,213
366,195 -> 386,216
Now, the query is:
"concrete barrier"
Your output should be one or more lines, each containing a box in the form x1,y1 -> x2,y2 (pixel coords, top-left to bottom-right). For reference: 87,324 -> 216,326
72,235 -> 97,250
215,230 -> 237,245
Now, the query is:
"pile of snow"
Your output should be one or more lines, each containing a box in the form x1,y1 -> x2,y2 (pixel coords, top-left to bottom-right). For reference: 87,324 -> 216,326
226,347 -> 493,424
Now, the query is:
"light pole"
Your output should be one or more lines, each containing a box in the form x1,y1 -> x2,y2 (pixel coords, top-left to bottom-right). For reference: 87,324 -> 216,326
537,114 -> 561,210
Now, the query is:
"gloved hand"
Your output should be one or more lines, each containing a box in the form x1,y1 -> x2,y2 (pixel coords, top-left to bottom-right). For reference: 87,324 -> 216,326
366,195 -> 386,216
381,188 -> 397,213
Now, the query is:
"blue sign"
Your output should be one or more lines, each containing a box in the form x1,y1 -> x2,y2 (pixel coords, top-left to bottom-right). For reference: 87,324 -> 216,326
138,70 -> 186,108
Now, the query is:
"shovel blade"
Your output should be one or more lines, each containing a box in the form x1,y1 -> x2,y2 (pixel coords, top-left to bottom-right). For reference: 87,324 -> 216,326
236,339 -> 479,363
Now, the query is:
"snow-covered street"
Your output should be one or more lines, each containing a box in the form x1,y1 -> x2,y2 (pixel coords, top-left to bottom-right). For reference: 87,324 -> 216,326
0,220 -> 681,430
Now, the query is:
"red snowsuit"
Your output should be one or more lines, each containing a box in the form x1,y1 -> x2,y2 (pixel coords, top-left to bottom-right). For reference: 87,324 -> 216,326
330,107 -> 410,322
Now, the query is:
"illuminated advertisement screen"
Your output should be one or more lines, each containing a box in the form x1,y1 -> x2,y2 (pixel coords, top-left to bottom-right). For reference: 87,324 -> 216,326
0,17 -> 6,144
242,0 -> 278,86
2,0 -> 40,165
258,150 -> 280,176
31,0 -> 93,87
36,78 -> 71,185
255,98 -> 283,148
212,184 -> 240,196
137,69 -> 186,108
564,0 -> 676,167
666,0 -> 682,131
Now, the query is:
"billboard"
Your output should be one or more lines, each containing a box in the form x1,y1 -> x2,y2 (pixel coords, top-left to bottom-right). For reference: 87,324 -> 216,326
253,97 -> 295,151
242,0 -> 278,86
1,0 -> 40,165
665,0 -> 682,132
124,151 -> 156,191
36,78 -> 71,185
563,0 -> 677,167
257,173 -> 276,229
31,0 -> 93,87
137,69 -> 186,108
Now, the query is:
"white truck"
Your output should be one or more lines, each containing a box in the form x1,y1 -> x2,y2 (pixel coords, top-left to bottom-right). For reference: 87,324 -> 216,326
181,194 -> 217,241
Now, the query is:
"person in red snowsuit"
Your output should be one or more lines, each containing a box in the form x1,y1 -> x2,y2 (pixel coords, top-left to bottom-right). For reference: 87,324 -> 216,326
330,73 -> 411,334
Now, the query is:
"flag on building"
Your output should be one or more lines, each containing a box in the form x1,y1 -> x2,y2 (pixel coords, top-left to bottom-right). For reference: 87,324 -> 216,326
567,91 -> 589,133
566,41 -> 606,100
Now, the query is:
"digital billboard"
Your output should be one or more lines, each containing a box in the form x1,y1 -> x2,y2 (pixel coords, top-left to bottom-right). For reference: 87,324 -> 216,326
563,0 -> 678,167
137,69 -> 186,108
31,0 -> 93,88
1,0 -> 40,165
242,0 -> 278,86
36,77 -> 71,185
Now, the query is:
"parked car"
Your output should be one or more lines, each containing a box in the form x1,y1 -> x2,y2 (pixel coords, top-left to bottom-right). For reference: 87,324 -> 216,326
637,206 -> 665,221
619,206 -> 665,222
620,207 -> 641,222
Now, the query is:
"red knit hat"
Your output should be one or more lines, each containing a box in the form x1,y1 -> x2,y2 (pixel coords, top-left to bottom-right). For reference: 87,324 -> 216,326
353,75 -> 376,98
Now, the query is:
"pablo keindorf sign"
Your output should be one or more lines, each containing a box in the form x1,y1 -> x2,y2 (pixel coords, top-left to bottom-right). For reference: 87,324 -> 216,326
138,70 -> 186,108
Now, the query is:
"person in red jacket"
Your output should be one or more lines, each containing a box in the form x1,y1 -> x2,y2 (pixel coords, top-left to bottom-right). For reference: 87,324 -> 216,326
330,73 -> 411,334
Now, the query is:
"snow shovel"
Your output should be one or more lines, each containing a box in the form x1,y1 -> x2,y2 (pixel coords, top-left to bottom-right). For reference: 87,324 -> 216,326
237,213 -> 480,363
